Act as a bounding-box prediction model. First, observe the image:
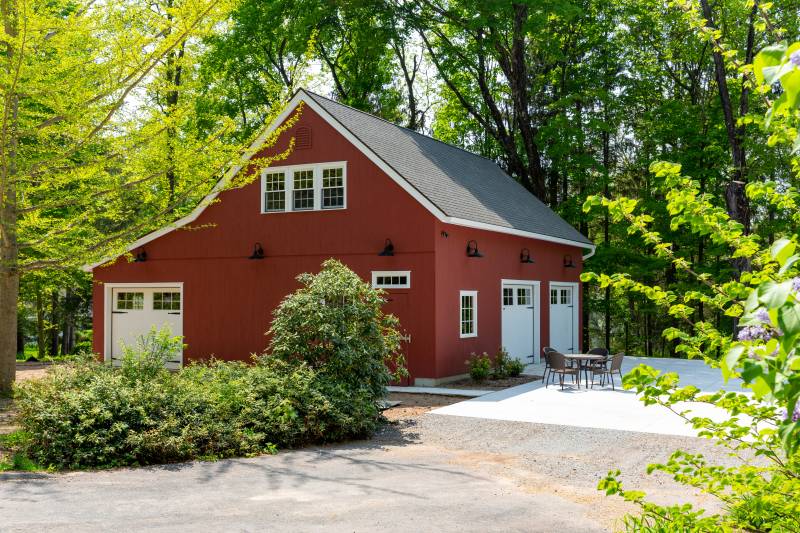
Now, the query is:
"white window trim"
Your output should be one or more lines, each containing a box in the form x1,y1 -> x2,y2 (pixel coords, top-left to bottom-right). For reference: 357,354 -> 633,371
460,290 -> 478,339
260,161 -> 347,214
371,270 -> 411,289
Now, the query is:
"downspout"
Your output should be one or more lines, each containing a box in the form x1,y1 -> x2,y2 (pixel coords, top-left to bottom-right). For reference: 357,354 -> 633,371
582,245 -> 596,261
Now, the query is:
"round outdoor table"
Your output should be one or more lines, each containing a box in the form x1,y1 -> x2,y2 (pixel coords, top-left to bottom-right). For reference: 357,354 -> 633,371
563,354 -> 606,388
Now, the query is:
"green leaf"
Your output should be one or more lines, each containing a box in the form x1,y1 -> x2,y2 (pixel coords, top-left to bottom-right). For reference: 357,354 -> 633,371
722,344 -> 744,381
777,303 -> 800,337
779,254 -> 800,275
770,238 -> 795,266
754,43 -> 786,85
780,69 -> 800,109
758,280 -> 792,309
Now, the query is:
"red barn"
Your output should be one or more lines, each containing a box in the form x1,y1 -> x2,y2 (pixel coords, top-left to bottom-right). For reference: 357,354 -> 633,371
87,90 -> 595,385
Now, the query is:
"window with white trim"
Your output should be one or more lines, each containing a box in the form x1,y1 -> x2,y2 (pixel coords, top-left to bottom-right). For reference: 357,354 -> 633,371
372,271 -> 411,289
261,162 -> 347,213
116,292 -> 143,311
502,287 -> 513,306
264,171 -> 286,212
550,289 -> 558,305
460,290 -> 477,338
292,169 -> 314,210
153,292 -> 181,311
322,167 -> 344,209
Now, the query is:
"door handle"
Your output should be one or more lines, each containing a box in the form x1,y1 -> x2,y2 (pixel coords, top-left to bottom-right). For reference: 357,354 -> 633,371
111,311 -> 127,314
168,312 -> 181,315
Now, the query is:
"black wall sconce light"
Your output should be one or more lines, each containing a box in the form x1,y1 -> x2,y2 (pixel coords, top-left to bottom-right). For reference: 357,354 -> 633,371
563,254 -> 576,268
466,240 -> 483,258
134,249 -> 147,262
520,248 -> 535,264
249,242 -> 265,260
378,238 -> 395,256
440,230 -> 449,238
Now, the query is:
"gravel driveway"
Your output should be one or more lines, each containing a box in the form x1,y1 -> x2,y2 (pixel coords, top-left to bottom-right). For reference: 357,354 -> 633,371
0,400 -> 734,533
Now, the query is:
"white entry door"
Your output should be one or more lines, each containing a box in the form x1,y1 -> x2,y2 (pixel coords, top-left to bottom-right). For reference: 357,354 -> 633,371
501,283 -> 536,364
549,284 -> 576,354
109,286 -> 183,369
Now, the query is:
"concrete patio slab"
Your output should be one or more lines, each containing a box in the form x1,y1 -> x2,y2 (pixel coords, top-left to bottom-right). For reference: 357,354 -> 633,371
431,357 -> 748,437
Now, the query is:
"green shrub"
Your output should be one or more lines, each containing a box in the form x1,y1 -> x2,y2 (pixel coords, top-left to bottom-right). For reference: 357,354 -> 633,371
466,352 -> 491,381
268,258 -> 406,403
490,348 -> 510,379
13,261 -> 406,470
505,358 -> 525,378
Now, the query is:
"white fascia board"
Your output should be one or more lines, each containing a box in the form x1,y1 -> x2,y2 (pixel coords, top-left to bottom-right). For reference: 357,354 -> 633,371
84,88 -> 595,271
444,216 -> 595,258
83,92 -> 310,272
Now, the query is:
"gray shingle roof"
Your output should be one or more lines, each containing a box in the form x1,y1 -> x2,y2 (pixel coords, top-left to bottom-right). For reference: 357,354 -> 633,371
303,90 -> 592,247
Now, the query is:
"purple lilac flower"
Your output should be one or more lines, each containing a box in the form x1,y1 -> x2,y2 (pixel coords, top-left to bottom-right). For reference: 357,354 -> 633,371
792,277 -> 800,293
794,403 -> 800,423
755,308 -> 771,324
791,50 -> 800,69
737,325 -> 774,342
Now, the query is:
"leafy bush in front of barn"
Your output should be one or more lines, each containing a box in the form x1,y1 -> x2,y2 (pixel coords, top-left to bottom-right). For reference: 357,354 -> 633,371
11,262 -> 406,470
268,258 -> 407,402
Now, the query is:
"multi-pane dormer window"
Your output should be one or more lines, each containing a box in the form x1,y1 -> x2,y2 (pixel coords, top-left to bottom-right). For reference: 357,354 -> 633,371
322,167 -> 344,209
292,170 -> 314,210
264,172 -> 286,212
261,162 -> 347,213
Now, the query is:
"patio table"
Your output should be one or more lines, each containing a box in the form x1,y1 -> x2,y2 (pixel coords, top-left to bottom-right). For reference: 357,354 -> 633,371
563,354 -> 607,388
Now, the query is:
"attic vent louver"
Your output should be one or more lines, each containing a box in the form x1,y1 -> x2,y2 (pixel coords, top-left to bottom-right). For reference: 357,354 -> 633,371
295,127 -> 311,149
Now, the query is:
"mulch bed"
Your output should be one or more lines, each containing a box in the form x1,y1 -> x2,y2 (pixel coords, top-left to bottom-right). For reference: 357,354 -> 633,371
440,374 -> 542,391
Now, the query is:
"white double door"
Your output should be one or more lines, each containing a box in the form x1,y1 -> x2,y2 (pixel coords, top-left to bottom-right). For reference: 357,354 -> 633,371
109,286 -> 183,369
501,282 -> 538,364
549,284 -> 576,354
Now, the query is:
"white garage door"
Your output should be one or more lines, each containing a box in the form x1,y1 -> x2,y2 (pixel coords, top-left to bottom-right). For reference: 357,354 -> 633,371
549,284 -> 576,354
501,282 -> 538,364
109,286 -> 183,369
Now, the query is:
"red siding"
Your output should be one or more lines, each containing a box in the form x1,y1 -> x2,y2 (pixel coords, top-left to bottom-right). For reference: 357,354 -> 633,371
92,101 -> 587,382
433,222 -> 584,378
93,105 -> 437,382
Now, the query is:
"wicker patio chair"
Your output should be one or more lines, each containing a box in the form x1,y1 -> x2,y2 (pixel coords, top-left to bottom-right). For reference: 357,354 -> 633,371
541,347 -> 555,383
591,352 -> 624,390
587,347 -> 610,373
546,351 -> 579,390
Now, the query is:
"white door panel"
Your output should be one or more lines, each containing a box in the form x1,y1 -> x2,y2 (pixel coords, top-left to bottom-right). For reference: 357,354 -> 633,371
549,285 -> 575,354
501,283 -> 535,364
110,287 -> 183,369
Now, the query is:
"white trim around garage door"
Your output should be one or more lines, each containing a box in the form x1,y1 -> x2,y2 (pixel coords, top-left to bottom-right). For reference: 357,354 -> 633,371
103,282 -> 184,364
548,281 -> 580,354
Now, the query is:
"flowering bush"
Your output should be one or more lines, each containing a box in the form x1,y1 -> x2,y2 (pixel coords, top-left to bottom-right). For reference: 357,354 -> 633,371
584,38 -> 800,531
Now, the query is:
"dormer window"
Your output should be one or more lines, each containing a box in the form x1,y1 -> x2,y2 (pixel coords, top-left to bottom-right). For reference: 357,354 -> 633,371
292,170 -> 314,210
261,162 -> 347,213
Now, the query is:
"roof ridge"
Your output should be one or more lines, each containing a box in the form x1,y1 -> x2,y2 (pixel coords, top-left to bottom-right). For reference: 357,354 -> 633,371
299,88 -> 498,165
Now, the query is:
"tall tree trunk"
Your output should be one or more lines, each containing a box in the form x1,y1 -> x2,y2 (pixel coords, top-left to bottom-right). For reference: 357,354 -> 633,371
699,0 -> 754,275
35,289 -> 46,359
48,290 -> 59,356
0,0 -> 19,394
